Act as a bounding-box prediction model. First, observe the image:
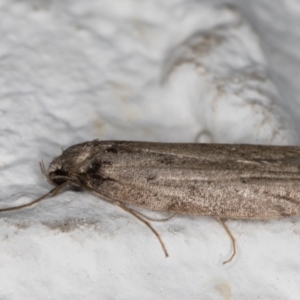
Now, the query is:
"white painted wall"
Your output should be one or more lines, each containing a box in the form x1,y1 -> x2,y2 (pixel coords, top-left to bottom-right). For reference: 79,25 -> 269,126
0,1 -> 300,299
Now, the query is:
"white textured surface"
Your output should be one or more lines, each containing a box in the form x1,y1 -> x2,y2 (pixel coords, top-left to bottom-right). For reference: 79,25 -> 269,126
1,1 -> 300,299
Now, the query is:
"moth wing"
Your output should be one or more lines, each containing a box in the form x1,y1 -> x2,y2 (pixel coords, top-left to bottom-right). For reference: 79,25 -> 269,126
71,141 -> 300,263
82,144 -> 300,219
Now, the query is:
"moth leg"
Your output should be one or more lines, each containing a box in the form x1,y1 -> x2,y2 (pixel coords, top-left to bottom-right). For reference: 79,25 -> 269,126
130,208 -> 175,222
74,186 -> 170,256
0,182 -> 69,213
216,217 -> 236,264
117,202 -> 169,257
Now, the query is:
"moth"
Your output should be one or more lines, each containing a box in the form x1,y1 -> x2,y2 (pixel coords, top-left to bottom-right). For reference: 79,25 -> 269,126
2,140 -> 300,263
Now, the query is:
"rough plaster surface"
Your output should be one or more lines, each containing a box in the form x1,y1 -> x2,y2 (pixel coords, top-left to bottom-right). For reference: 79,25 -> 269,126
1,1 -> 300,299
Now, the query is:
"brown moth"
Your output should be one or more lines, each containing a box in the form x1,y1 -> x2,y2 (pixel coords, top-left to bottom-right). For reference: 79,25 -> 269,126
2,140 -> 300,263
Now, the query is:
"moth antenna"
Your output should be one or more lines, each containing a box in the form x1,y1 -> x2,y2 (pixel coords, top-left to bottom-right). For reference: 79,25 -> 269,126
118,202 -> 169,257
40,160 -> 52,184
216,217 -> 236,264
0,182 -> 68,213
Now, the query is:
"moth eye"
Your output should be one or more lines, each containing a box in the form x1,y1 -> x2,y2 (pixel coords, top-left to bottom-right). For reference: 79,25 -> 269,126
53,169 -> 68,176
49,169 -> 69,185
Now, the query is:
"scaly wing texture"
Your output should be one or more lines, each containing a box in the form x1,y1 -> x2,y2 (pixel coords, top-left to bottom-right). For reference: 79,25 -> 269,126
79,142 -> 300,219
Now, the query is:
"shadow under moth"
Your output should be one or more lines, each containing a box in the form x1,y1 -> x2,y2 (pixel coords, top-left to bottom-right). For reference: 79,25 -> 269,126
2,140 -> 300,264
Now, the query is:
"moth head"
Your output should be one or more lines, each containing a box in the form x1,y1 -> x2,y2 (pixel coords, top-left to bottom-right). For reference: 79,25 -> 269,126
46,141 -> 97,186
47,157 -> 70,185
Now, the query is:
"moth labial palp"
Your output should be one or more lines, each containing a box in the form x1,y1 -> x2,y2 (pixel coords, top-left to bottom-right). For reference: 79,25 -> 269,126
2,140 -> 300,264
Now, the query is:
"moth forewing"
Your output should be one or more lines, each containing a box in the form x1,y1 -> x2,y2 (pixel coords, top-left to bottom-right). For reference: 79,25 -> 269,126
2,140 -> 300,264
84,142 -> 300,219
